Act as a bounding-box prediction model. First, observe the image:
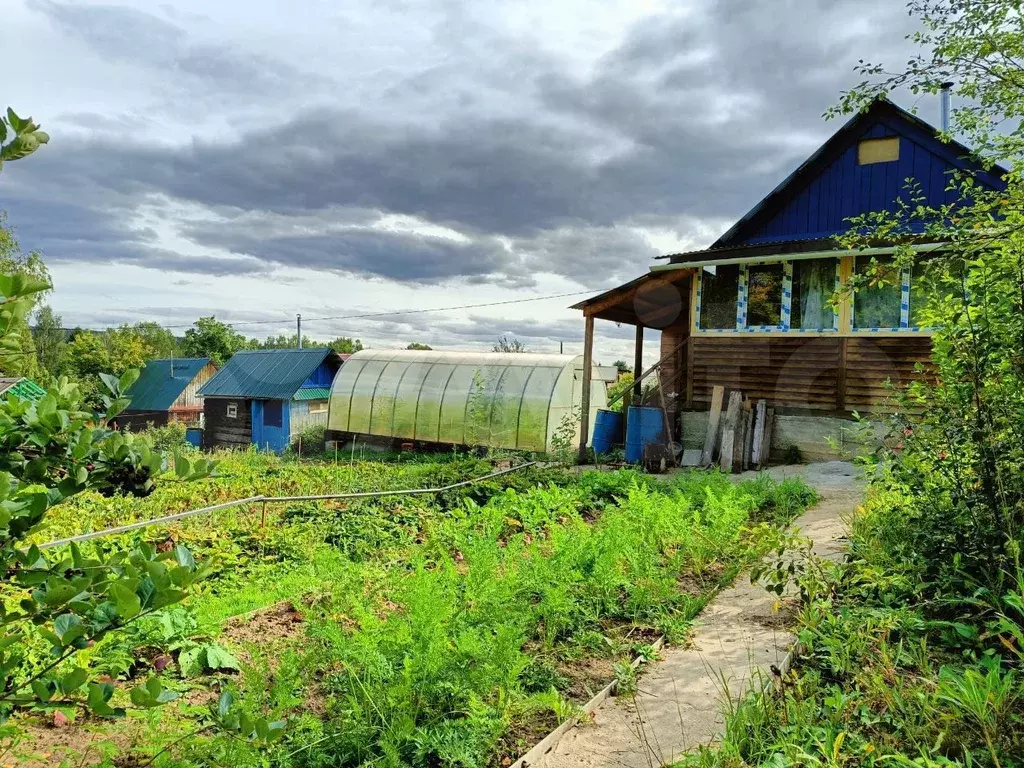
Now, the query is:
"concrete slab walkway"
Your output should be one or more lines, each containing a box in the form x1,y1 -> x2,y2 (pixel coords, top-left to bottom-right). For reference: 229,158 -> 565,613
535,462 -> 864,768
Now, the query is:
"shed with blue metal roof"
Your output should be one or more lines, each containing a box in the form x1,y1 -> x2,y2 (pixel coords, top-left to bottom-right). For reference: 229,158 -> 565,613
198,348 -> 345,453
115,358 -> 217,432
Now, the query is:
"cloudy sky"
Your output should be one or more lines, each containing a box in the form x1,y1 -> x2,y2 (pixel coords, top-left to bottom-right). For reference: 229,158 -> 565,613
1,0 -> 923,363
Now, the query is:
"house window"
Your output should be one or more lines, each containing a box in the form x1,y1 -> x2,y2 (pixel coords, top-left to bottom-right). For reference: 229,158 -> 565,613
307,400 -> 328,414
853,255 -> 906,329
698,264 -> 740,330
263,400 -> 283,428
745,263 -> 785,328
226,402 -> 237,419
792,258 -> 838,330
858,137 -> 900,165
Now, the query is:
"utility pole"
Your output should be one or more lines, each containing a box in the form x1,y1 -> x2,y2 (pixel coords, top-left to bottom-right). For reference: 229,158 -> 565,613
297,314 -> 302,349
560,340 -> 563,354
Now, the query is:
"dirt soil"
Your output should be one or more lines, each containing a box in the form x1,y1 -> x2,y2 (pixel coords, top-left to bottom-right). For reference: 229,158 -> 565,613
6,601 -> 311,768
221,600 -> 306,663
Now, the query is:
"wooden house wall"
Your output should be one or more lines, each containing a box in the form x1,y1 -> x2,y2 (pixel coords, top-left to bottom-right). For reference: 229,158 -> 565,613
169,361 -> 218,417
204,397 -> 253,449
683,335 -> 932,414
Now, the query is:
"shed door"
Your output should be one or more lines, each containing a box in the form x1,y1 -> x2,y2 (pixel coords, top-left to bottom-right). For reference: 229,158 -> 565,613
251,399 -> 290,454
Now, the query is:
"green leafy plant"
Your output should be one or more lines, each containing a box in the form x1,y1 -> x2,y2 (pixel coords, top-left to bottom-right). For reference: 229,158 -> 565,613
0,108 -> 49,169
142,608 -> 241,678
0,269 -> 216,723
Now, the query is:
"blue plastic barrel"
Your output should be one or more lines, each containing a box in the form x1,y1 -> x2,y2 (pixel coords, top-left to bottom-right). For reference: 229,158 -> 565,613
625,406 -> 665,464
591,409 -> 624,455
185,428 -> 203,448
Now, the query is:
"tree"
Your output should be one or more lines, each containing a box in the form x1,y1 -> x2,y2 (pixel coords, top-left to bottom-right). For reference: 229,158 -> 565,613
612,360 -> 631,375
493,335 -> 528,353
181,316 -> 250,366
133,322 -> 180,359
0,108 -> 48,170
0,216 -> 47,379
32,305 -> 65,380
406,342 -> 432,350
832,0 -> 1024,580
0,133 -> 280,746
325,336 -> 364,354
0,273 -> 223,723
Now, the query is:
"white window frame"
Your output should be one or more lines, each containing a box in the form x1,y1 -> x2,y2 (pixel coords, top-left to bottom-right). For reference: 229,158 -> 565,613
696,258 -> 840,333
307,400 -> 328,415
226,402 -> 238,419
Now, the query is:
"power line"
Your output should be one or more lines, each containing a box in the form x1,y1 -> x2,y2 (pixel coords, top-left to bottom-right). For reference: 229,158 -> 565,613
41,288 -> 602,332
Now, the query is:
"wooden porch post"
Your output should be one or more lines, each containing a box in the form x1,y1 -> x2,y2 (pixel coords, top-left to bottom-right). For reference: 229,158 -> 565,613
578,315 -> 595,464
633,324 -> 643,401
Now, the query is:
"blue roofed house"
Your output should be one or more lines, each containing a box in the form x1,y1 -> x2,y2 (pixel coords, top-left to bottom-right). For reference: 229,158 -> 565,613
198,348 -> 344,453
114,358 -> 217,432
572,98 -> 1007,460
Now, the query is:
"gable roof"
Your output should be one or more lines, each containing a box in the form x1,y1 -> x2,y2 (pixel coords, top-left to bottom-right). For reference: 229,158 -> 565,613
711,99 -> 1007,249
198,348 -> 341,400
0,377 -> 46,402
124,358 -> 211,412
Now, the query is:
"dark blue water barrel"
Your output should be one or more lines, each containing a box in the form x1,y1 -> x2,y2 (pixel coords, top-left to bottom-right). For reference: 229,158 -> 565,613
591,409 -> 624,455
185,428 -> 203,448
625,406 -> 665,464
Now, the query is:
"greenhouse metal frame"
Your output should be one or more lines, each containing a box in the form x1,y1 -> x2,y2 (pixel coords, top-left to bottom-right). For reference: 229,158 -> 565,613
327,350 -> 607,453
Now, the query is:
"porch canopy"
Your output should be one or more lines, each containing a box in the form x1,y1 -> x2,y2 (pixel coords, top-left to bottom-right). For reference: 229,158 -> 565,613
571,268 -> 694,326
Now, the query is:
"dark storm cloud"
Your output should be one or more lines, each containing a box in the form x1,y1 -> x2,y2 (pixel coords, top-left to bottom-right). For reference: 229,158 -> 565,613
10,0 -> 916,289
186,224 -> 523,285
1,196 -> 268,277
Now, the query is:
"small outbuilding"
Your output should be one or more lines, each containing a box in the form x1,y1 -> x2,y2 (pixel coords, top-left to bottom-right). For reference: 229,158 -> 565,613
113,358 -> 217,431
327,349 -> 607,453
0,377 -> 46,402
199,348 -> 344,453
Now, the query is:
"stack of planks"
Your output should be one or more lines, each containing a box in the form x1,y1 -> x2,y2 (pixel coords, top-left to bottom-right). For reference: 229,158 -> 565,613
699,385 -> 774,473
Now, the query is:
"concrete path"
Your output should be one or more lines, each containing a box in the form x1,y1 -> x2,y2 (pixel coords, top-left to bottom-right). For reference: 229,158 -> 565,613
536,462 -> 863,768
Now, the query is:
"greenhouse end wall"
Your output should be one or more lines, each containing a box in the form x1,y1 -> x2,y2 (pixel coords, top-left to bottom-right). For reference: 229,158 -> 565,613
327,350 -> 607,453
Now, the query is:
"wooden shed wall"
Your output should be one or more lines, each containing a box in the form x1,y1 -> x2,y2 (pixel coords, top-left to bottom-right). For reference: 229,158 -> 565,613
169,361 -> 218,415
685,335 -> 932,413
204,397 -> 253,449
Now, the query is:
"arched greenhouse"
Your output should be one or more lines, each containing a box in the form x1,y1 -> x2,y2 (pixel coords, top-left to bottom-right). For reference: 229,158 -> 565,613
327,350 -> 608,453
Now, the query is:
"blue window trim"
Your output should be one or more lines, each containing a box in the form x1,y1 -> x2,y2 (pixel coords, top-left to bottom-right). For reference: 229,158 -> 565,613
696,258 -> 839,333
850,266 -> 915,332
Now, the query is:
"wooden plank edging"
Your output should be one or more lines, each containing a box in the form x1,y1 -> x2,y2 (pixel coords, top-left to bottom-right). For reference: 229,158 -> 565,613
507,635 -> 668,768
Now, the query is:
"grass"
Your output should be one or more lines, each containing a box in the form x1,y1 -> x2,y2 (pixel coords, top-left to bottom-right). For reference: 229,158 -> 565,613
676,486 -> 1024,768
5,448 -> 817,768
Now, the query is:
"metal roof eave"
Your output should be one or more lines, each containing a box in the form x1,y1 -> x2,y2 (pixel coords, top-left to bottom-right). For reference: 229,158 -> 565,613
650,243 -> 946,271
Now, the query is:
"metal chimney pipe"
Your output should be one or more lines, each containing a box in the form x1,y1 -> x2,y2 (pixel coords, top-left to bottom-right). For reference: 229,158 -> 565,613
297,314 -> 302,349
940,81 -> 954,131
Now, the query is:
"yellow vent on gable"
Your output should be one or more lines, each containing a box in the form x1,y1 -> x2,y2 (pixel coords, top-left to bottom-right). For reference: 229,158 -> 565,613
858,137 -> 900,165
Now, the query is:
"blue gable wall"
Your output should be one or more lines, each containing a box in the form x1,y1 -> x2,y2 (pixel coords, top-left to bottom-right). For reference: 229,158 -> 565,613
300,360 -> 337,390
717,102 -> 1006,247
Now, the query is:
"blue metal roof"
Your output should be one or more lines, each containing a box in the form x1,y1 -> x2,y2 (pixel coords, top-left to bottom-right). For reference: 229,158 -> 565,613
124,358 -> 211,412
198,348 -> 340,400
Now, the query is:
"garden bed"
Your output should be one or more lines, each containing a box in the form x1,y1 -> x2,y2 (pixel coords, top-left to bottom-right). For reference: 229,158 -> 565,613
4,450 -> 815,768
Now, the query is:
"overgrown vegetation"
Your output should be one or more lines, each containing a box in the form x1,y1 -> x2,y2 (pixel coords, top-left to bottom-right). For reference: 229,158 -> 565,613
4,448 -> 814,767
680,3 -> 1024,766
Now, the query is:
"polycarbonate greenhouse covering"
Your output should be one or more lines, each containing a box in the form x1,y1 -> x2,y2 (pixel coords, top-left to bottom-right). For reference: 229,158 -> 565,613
327,350 -> 607,452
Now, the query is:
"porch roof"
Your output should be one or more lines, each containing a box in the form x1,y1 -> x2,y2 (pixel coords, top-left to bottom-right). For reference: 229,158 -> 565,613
570,268 -> 693,325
